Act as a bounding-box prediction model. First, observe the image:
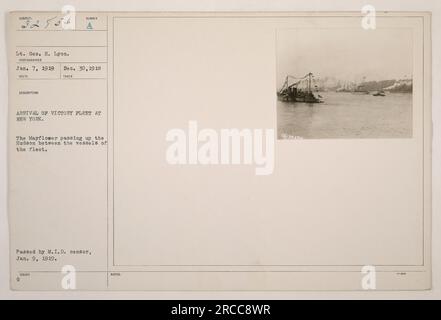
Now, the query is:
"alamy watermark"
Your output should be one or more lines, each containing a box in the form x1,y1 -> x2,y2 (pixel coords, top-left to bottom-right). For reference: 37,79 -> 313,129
165,121 -> 275,175
361,5 -> 376,30
61,5 -> 76,30
361,265 -> 377,290
61,264 -> 76,290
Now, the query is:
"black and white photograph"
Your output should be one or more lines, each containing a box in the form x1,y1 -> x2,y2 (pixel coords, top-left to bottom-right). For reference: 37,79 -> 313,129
277,28 -> 413,139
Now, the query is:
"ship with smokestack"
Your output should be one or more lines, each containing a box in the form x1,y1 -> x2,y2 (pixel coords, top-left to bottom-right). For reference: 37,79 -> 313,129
277,72 -> 323,103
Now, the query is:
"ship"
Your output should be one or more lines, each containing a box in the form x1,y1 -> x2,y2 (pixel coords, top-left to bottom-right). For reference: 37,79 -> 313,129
352,77 -> 370,94
352,84 -> 370,94
373,90 -> 386,97
336,77 -> 369,94
277,73 -> 323,103
336,81 -> 354,92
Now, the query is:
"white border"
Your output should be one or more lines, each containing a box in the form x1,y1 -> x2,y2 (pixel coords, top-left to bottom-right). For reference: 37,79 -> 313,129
0,0 -> 439,299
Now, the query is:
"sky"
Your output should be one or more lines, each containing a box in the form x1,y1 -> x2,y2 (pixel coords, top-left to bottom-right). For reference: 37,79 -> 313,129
276,28 -> 413,88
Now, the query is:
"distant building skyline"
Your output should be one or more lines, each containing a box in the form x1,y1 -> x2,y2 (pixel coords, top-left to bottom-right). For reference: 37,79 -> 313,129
277,28 -> 413,88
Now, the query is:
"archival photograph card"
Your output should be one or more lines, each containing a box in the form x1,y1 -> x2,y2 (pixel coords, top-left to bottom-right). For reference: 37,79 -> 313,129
7,11 -> 431,291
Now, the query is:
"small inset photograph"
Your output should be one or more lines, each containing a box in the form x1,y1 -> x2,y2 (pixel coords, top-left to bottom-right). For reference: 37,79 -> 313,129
276,28 -> 413,139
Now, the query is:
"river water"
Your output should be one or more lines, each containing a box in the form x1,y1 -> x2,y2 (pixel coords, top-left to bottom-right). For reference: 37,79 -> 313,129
277,92 -> 412,139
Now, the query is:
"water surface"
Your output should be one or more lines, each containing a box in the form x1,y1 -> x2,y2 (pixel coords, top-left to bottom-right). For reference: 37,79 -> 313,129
277,92 -> 412,139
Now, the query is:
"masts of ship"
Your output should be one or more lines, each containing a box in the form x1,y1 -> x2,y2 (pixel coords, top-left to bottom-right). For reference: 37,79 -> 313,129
307,72 -> 313,93
277,72 -> 322,103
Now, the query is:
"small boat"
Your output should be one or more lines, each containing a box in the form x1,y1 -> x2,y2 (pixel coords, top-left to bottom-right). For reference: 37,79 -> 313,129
373,90 -> 386,97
